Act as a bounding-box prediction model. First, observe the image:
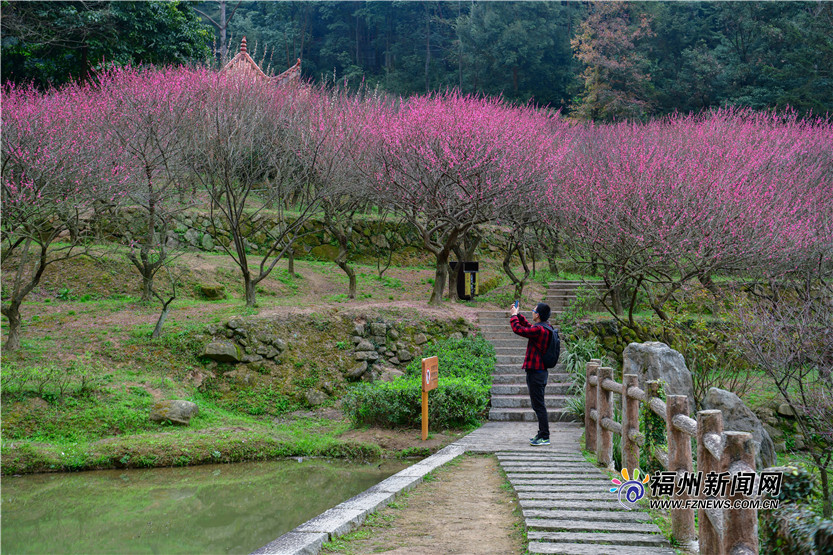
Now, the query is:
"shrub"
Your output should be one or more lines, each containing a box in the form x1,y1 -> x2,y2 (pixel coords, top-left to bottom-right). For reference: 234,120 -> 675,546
403,335 -> 495,387
342,376 -> 489,429
344,335 -> 495,429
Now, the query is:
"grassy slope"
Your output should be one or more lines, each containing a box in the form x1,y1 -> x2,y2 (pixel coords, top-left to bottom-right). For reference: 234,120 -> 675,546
1,249 -> 552,474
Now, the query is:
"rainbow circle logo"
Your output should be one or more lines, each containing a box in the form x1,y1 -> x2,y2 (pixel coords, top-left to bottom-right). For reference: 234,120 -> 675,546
610,468 -> 650,510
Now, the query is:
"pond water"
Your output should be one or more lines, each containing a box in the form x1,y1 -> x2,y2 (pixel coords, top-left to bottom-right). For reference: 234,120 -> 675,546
1,458 -> 407,554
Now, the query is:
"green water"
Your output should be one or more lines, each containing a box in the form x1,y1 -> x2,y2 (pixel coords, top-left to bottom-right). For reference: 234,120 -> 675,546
1,458 -> 407,554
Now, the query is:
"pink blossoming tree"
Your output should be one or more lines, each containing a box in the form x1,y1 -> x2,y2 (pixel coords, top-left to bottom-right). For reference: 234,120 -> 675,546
1,82 -> 129,350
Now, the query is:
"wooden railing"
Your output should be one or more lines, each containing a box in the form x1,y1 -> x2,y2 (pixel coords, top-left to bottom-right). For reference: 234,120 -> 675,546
584,359 -> 759,554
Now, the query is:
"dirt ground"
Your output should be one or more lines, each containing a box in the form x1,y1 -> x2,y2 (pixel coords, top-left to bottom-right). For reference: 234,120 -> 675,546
323,454 -> 525,554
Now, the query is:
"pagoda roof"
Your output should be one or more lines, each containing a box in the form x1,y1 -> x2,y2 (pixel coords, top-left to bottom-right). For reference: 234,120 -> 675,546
221,37 -> 301,86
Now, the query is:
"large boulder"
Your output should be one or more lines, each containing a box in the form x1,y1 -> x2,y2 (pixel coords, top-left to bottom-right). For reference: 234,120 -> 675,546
150,400 -> 199,425
622,342 -> 695,407
702,387 -> 776,470
203,341 -> 242,363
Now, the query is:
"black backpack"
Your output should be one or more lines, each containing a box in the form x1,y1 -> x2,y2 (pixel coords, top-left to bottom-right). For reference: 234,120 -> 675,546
539,323 -> 560,369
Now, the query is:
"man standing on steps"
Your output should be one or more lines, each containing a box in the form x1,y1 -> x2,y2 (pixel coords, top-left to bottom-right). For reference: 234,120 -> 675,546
509,302 -> 552,446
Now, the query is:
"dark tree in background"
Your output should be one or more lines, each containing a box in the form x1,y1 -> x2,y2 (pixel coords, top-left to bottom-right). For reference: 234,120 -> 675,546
1,0 -> 211,87
2,1 -> 830,115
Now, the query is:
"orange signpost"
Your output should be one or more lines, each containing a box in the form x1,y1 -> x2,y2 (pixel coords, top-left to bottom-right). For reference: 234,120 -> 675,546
421,356 -> 439,441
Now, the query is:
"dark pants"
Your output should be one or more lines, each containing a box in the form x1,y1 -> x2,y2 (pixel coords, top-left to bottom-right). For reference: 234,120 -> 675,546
526,369 -> 549,439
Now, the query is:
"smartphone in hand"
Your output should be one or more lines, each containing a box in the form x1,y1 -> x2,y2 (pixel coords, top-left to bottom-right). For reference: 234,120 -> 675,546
514,300 -> 519,309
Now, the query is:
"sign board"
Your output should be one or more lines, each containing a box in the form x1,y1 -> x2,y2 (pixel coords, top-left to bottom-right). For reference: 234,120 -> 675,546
422,356 -> 438,392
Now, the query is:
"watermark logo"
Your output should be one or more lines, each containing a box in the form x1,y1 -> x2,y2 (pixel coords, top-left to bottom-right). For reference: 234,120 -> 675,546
609,468 -> 650,510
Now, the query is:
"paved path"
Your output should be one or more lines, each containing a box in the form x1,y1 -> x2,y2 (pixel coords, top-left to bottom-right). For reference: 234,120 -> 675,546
475,303 -> 674,554
460,422 -> 675,555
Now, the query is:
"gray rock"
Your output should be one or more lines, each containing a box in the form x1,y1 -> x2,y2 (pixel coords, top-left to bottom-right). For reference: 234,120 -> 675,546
199,284 -> 226,300
370,323 -> 386,336
225,369 -> 255,385
227,317 -> 245,330
184,228 -> 200,246
385,351 -> 395,357
321,381 -> 334,395
273,338 -> 286,351
201,233 -> 214,252
449,332 -> 463,341
389,357 -> 400,365
414,333 -> 429,345
397,350 -> 413,362
773,441 -> 787,452
388,328 -> 400,341
242,354 -> 263,363
256,345 -> 279,359
347,362 -> 368,379
794,436 -> 806,450
777,403 -> 796,417
150,400 -> 199,425
355,351 -> 380,361
371,335 -> 386,346
379,367 -> 405,382
305,390 -> 328,407
353,323 -> 365,337
355,340 -> 375,352
257,333 -> 277,345
351,335 -> 363,346
203,341 -> 242,363
622,342 -> 695,407
206,324 -> 220,335
702,387 -> 776,469
224,329 -> 234,339
763,424 -> 784,440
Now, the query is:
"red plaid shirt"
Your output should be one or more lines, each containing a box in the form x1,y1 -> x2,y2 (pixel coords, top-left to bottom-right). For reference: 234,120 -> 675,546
510,314 -> 551,371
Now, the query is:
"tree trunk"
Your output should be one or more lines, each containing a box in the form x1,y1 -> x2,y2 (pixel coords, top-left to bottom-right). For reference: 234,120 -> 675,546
429,252 -> 449,305
152,305 -> 171,339
244,273 -> 257,307
2,301 -> 22,351
821,466 -> 832,518
335,246 -> 356,300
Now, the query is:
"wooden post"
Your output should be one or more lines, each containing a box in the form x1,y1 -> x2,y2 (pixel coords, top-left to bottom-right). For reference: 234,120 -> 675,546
697,410 -> 725,555
667,395 -> 696,547
621,374 -> 640,471
596,366 -> 614,469
421,390 -> 429,441
585,360 -> 600,452
723,431 -> 758,555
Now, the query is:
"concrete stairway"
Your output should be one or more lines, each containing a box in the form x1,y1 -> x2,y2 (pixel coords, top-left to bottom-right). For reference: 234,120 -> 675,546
477,310 -> 577,423
459,423 -> 676,554
544,280 -> 606,316
498,450 -> 675,555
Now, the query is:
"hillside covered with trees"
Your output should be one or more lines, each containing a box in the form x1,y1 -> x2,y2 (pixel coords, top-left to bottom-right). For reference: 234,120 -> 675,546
2,1 -> 831,119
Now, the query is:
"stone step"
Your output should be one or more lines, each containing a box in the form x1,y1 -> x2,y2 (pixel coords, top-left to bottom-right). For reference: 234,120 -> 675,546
496,355 -> 526,365
522,509 -> 652,522
500,460 -> 608,474
497,453 -> 585,461
494,364 -> 567,372
529,541 -> 675,554
527,519 -> 661,534
490,383 -> 572,395
508,476 -> 611,485
519,500 -> 622,511
515,487 -> 612,496
527,531 -> 671,548
488,408 -> 578,422
490,395 -> 569,409
485,338 -> 529,347
495,347 -> 529,355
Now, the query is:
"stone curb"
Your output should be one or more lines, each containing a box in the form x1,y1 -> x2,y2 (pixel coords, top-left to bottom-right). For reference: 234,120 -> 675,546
249,444 -> 466,555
